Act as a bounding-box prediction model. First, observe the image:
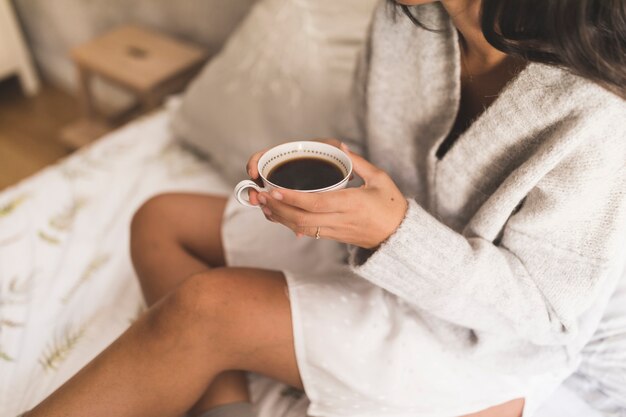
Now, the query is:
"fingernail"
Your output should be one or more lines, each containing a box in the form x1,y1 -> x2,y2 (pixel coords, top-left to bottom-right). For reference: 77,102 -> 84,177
258,194 -> 267,205
296,233 -> 303,238
340,142 -> 350,152
271,191 -> 283,200
262,207 -> 272,216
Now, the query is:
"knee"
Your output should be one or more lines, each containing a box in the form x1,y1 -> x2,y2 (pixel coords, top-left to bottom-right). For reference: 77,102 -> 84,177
165,270 -> 232,323
130,194 -> 178,256
131,194 -> 173,237
144,270 -> 248,370
161,270 -> 251,345
138,272 -> 226,355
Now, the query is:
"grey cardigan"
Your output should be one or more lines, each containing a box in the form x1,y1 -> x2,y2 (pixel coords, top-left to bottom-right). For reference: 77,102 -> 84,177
342,2 -> 626,363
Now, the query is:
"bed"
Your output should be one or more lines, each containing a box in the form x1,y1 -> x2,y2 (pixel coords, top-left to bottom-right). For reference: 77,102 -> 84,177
0,105 -> 607,417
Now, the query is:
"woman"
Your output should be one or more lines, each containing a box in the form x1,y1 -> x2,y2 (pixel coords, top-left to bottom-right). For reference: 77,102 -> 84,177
27,0 -> 626,417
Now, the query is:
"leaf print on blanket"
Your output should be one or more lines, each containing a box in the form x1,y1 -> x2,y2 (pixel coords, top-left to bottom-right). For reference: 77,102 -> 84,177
0,195 -> 28,217
38,198 -> 88,245
58,151 -> 106,180
39,322 -> 88,372
0,275 -> 33,363
62,254 -> 110,304
0,347 -> 13,362
37,230 -> 61,245
0,195 -> 29,245
49,198 -> 87,232
0,319 -> 23,328
1,274 -> 33,306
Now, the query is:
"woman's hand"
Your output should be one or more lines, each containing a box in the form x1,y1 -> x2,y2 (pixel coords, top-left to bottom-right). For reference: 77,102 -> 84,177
256,144 -> 408,249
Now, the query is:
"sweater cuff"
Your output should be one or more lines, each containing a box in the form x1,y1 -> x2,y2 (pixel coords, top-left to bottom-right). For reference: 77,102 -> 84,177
348,199 -> 465,300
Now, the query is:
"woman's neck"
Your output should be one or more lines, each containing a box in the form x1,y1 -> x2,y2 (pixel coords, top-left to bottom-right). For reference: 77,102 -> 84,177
440,0 -> 507,73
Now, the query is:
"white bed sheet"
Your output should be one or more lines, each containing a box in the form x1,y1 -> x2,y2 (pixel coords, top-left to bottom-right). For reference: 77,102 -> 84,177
0,109 -> 604,417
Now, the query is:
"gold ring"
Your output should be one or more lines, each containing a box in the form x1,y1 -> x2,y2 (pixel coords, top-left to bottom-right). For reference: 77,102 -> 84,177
315,226 -> 321,240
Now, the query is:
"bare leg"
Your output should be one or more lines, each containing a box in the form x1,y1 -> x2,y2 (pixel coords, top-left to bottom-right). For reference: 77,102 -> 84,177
130,193 -> 228,303
28,268 -> 302,417
130,193 -> 250,414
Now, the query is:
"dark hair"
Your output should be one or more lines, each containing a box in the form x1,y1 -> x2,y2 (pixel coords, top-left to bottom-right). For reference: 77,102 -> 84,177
392,0 -> 626,99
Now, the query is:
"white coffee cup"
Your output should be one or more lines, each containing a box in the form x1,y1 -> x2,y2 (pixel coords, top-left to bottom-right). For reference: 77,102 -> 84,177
234,141 -> 353,207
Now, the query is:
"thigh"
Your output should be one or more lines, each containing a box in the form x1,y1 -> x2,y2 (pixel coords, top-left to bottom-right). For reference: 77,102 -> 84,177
134,193 -> 228,267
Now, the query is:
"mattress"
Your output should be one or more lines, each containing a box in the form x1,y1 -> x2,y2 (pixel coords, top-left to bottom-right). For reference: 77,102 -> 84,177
0,109 -> 605,417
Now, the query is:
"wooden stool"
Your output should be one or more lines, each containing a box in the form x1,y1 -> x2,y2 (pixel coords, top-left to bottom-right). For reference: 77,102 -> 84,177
61,25 -> 206,149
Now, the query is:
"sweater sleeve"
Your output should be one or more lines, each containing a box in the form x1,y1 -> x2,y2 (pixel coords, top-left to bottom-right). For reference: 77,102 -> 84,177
349,138 -> 626,346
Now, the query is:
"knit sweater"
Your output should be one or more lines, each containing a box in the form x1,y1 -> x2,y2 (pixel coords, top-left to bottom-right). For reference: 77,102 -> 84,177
343,1 -> 626,357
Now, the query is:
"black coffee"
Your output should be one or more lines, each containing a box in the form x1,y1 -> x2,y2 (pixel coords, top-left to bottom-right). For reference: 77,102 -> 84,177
267,157 -> 344,190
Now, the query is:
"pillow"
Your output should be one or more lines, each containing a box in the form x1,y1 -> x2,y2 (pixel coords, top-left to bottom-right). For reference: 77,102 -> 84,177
170,0 -> 378,185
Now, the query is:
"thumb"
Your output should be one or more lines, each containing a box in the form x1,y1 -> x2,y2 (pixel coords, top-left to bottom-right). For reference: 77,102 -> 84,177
341,143 -> 380,184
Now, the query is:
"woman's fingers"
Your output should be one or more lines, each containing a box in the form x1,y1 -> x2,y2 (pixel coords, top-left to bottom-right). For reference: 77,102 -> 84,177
270,210 -> 338,240
267,189 -> 348,213
268,210 -> 322,237
246,149 -> 267,179
261,193 -> 339,234
345,148 -> 381,184
248,188 -> 260,206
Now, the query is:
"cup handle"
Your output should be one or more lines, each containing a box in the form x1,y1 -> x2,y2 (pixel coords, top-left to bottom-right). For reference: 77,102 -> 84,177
234,180 -> 264,207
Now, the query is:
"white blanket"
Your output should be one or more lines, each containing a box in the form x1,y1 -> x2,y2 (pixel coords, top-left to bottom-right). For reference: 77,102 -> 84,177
0,110 -> 604,417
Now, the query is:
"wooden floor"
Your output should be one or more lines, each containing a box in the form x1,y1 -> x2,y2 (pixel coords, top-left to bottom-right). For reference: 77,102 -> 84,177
0,77 -> 79,191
